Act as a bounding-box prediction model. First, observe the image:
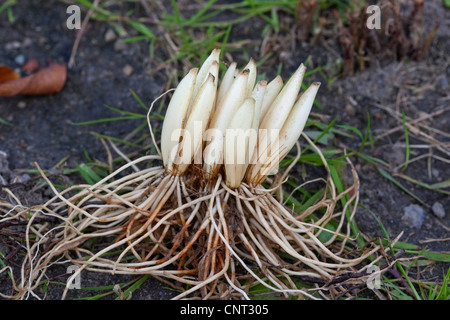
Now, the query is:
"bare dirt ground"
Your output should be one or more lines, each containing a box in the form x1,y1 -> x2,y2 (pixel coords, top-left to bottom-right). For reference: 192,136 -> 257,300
0,0 -> 448,300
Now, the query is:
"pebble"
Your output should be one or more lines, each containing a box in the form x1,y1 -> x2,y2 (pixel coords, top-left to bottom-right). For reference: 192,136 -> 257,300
344,103 -> 356,117
15,54 -> 25,65
114,39 -> 127,52
5,41 -> 21,50
104,28 -> 117,43
345,104 -> 356,116
22,37 -> 32,48
17,101 -> 27,109
431,202 -> 446,219
386,143 -> 405,167
431,168 -> 440,179
122,64 -> 134,76
402,204 -> 425,228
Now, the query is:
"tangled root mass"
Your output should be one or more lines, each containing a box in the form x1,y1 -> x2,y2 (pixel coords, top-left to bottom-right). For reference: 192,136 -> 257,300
0,137 -> 384,300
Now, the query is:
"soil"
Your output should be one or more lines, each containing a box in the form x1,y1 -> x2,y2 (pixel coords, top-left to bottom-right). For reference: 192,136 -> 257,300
0,0 -> 448,300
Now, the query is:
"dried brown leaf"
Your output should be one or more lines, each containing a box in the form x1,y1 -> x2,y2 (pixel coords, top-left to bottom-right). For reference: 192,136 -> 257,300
0,63 -> 67,97
0,66 -> 20,84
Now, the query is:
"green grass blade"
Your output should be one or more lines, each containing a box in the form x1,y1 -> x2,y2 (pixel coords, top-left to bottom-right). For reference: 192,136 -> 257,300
116,275 -> 150,300
377,167 -> 426,205
302,117 -> 337,154
382,277 -> 414,300
76,0 -> 113,17
130,89 -> 150,112
337,124 -> 363,141
220,24 -> 233,57
303,130 -> 333,145
185,0 -> 218,25
0,0 -> 16,16
0,252 -> 13,280
127,21 -> 155,39
75,163 -> 94,185
83,148 -> 94,164
103,105 -> 147,118
394,174 -> 450,195
366,205 -> 424,300
357,112 -> 373,152
72,281 -> 131,300
353,151 -> 390,167
429,179 -> 450,190
120,35 -> 151,43
89,132 -> 145,149
72,116 -> 142,125
417,251 -> 450,263
75,163 -> 102,185
0,117 -> 12,126
435,268 -> 450,300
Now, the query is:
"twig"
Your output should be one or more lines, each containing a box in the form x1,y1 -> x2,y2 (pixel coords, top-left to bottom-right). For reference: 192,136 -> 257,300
420,237 -> 450,244
375,104 -> 450,140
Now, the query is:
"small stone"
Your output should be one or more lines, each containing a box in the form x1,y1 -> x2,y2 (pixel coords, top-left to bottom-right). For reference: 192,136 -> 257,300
431,168 -> 440,179
386,143 -> 405,167
22,38 -> 32,48
345,104 -> 356,116
431,202 -> 446,219
17,101 -> 27,109
15,54 -> 25,65
104,28 -> 117,42
114,39 -> 127,52
5,41 -> 21,50
402,204 -> 426,228
122,64 -> 134,76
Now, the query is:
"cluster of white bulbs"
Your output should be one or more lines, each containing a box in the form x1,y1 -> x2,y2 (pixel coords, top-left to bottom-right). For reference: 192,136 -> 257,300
161,49 -> 320,188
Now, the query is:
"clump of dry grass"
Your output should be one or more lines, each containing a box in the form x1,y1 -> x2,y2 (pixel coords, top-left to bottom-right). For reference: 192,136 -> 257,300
294,0 -> 439,76
0,50 -> 384,300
